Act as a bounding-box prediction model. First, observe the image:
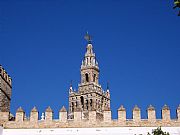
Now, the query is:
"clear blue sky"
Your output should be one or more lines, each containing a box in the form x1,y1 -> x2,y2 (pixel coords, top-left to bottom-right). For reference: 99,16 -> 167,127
0,0 -> 180,119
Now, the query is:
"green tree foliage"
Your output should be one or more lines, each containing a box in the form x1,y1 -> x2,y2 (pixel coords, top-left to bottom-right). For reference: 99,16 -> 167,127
147,127 -> 170,135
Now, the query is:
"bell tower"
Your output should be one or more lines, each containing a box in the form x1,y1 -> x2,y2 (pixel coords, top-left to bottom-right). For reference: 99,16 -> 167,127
80,40 -> 99,90
68,33 -> 111,119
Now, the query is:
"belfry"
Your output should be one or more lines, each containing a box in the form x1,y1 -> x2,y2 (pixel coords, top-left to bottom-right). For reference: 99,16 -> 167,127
68,33 -> 111,119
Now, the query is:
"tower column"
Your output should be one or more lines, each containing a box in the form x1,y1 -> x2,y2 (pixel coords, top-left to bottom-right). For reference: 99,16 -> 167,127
68,33 -> 111,119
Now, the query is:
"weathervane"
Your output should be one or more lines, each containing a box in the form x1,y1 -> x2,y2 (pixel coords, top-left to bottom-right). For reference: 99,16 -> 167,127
84,31 -> 92,44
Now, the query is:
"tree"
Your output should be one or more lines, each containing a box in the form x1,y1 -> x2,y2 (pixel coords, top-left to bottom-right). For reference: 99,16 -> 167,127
173,0 -> 180,16
147,127 -> 170,135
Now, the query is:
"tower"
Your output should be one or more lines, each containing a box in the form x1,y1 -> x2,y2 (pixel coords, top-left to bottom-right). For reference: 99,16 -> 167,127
0,65 -> 12,112
68,33 -> 110,119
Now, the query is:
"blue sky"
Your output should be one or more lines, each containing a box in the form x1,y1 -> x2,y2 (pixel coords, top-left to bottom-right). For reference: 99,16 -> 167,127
0,0 -> 180,119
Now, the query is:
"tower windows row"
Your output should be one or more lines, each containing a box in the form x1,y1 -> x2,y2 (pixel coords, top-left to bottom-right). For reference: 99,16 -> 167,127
85,73 -> 97,83
85,73 -> 89,82
71,96 -> 93,112
84,57 -> 96,66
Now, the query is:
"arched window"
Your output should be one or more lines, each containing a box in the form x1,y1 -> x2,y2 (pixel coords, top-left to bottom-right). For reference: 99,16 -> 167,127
90,99 -> 93,108
85,73 -> 89,82
93,74 -> 96,82
80,96 -> 84,110
72,102 -> 74,112
86,100 -> 88,110
90,57 -> 92,64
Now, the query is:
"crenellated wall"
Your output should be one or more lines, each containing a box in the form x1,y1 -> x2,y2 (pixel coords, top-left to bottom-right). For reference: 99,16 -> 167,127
0,65 -> 12,86
0,105 -> 180,129
0,65 -> 12,112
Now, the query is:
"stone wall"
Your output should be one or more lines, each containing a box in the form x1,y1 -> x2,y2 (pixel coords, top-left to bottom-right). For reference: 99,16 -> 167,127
0,65 -> 12,112
0,105 -> 180,129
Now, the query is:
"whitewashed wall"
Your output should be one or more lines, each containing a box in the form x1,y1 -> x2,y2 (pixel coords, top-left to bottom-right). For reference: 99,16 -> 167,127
2,127 -> 180,135
0,126 -> 3,135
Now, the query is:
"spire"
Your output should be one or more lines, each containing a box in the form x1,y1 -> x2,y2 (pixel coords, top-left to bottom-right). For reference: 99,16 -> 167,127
85,32 -> 94,57
86,44 -> 94,56
81,32 -> 98,68
69,80 -> 73,93
106,82 -> 110,98
80,32 -> 100,85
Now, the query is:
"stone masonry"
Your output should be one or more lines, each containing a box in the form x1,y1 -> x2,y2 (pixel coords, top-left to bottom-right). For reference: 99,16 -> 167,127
68,33 -> 110,120
0,65 -> 12,113
0,105 -> 180,128
0,34 -> 180,129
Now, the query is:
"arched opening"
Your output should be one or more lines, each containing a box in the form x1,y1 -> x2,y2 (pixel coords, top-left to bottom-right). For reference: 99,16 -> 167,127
80,96 -> 84,110
76,101 -> 78,108
85,73 -> 89,82
90,99 -> 93,109
90,57 -> 92,64
93,74 -> 96,82
72,102 -> 74,112
86,100 -> 88,110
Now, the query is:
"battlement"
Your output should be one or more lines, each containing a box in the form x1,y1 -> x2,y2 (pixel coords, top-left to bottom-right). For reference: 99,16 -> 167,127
0,37 -> 179,130
0,65 -> 12,112
0,65 -> 12,87
0,104 -> 180,129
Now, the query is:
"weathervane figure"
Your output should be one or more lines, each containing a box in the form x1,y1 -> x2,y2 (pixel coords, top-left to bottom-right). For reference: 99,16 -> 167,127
84,32 -> 92,44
